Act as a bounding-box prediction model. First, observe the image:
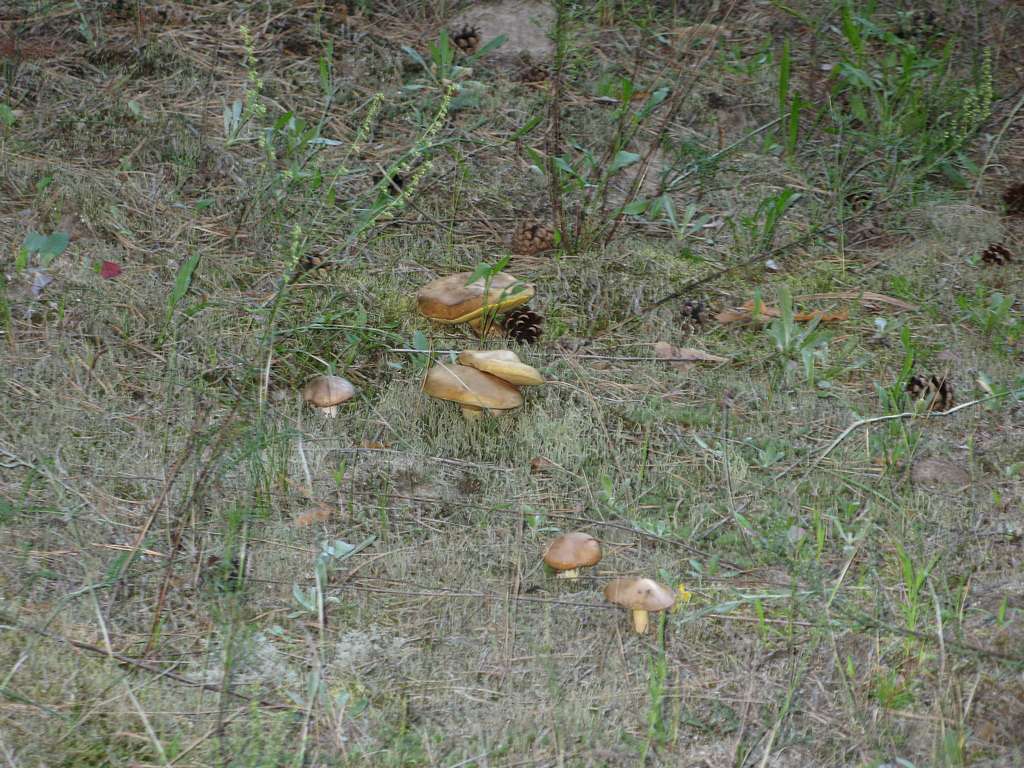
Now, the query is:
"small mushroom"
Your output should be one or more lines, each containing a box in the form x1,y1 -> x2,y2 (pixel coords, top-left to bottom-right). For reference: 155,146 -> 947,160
604,577 -> 676,634
457,349 -> 544,386
417,272 -> 535,325
302,375 -> 356,417
543,532 -> 602,580
422,363 -> 523,419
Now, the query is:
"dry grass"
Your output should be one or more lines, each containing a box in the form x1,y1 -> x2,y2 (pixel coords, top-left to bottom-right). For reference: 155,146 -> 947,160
2,1 -> 1024,766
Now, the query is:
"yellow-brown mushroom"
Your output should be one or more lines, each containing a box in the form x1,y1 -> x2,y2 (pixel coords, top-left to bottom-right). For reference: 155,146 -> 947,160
417,272 -> 534,325
604,577 -> 676,634
543,532 -> 602,580
302,375 -> 356,417
457,349 -> 544,386
422,363 -> 523,419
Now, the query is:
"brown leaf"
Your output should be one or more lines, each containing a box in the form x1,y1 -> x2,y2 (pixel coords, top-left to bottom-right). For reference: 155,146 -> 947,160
295,503 -> 331,527
715,301 -> 848,325
530,456 -> 555,474
714,306 -> 754,324
797,291 -> 918,311
653,341 -> 729,371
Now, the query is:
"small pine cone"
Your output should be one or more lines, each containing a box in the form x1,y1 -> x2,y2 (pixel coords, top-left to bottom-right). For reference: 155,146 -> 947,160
451,25 -> 480,55
297,247 -> 333,274
679,298 -> 708,325
511,220 -> 556,255
1004,182 -> 1024,217
373,170 -> 406,195
906,374 -> 954,412
503,307 -> 544,344
900,9 -> 940,42
518,62 -> 549,83
981,242 -> 1014,265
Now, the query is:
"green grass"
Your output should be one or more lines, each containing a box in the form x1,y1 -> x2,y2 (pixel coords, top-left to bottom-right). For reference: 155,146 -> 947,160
2,1 -> 1023,766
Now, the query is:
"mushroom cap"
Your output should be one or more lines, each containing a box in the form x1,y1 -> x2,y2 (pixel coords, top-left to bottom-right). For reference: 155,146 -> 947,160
603,578 -> 676,612
422,363 -> 524,410
543,532 -> 602,571
457,350 -> 544,386
302,375 -> 356,407
417,272 -> 535,324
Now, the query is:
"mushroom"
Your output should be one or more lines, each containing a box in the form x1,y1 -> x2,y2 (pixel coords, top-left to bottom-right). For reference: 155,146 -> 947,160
543,532 -> 601,580
422,362 -> 523,419
457,350 -> 544,386
417,272 -> 534,325
603,577 -> 676,634
302,375 -> 356,417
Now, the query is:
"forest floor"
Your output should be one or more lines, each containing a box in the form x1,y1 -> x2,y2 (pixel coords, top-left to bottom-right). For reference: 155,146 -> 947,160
1,1 -> 1023,766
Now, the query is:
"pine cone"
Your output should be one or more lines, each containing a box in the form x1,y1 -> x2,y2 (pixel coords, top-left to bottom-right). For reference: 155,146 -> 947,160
518,62 -> 549,83
981,242 -> 1014,265
503,307 -> 544,344
906,374 -> 954,411
451,25 -> 480,55
679,298 -> 708,325
1004,182 -> 1024,217
511,220 -> 556,255
296,247 -> 334,274
373,170 -> 406,195
900,9 -> 940,42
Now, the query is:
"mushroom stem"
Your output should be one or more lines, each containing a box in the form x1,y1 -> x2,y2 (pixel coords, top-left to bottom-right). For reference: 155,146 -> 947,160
555,568 -> 580,580
631,609 -> 650,634
460,404 -> 484,420
320,405 -> 339,418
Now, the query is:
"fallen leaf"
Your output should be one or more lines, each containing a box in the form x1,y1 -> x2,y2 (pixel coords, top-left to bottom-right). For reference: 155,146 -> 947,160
669,23 -> 729,44
797,291 -> 918,311
295,503 -> 331,527
713,306 -> 753,324
715,301 -> 848,325
100,260 -> 122,279
530,456 -> 555,474
653,341 -> 729,371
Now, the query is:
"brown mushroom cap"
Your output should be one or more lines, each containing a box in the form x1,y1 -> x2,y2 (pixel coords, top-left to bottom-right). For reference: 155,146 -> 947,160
417,272 -> 535,324
603,578 -> 676,613
457,350 -> 544,386
422,363 -> 523,410
543,532 -> 602,571
302,375 -> 356,408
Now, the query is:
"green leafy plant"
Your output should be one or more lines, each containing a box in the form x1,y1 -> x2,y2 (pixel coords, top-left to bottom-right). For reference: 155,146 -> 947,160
827,3 -> 994,188
462,255 -> 529,331
871,668 -> 914,710
765,287 -> 831,384
738,188 -> 801,255
404,29 -> 507,86
642,614 -> 678,759
292,536 -> 375,625
532,71 -> 672,251
893,542 -> 940,655
0,102 -> 15,133
223,25 -> 267,147
957,287 -> 1022,353
18,230 -> 70,269
164,252 -> 201,330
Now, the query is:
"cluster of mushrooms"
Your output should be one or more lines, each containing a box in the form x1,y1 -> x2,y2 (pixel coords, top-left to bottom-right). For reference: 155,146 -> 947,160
417,270 -> 544,418
301,273 -> 678,635
300,270 -> 543,419
544,531 -> 676,634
